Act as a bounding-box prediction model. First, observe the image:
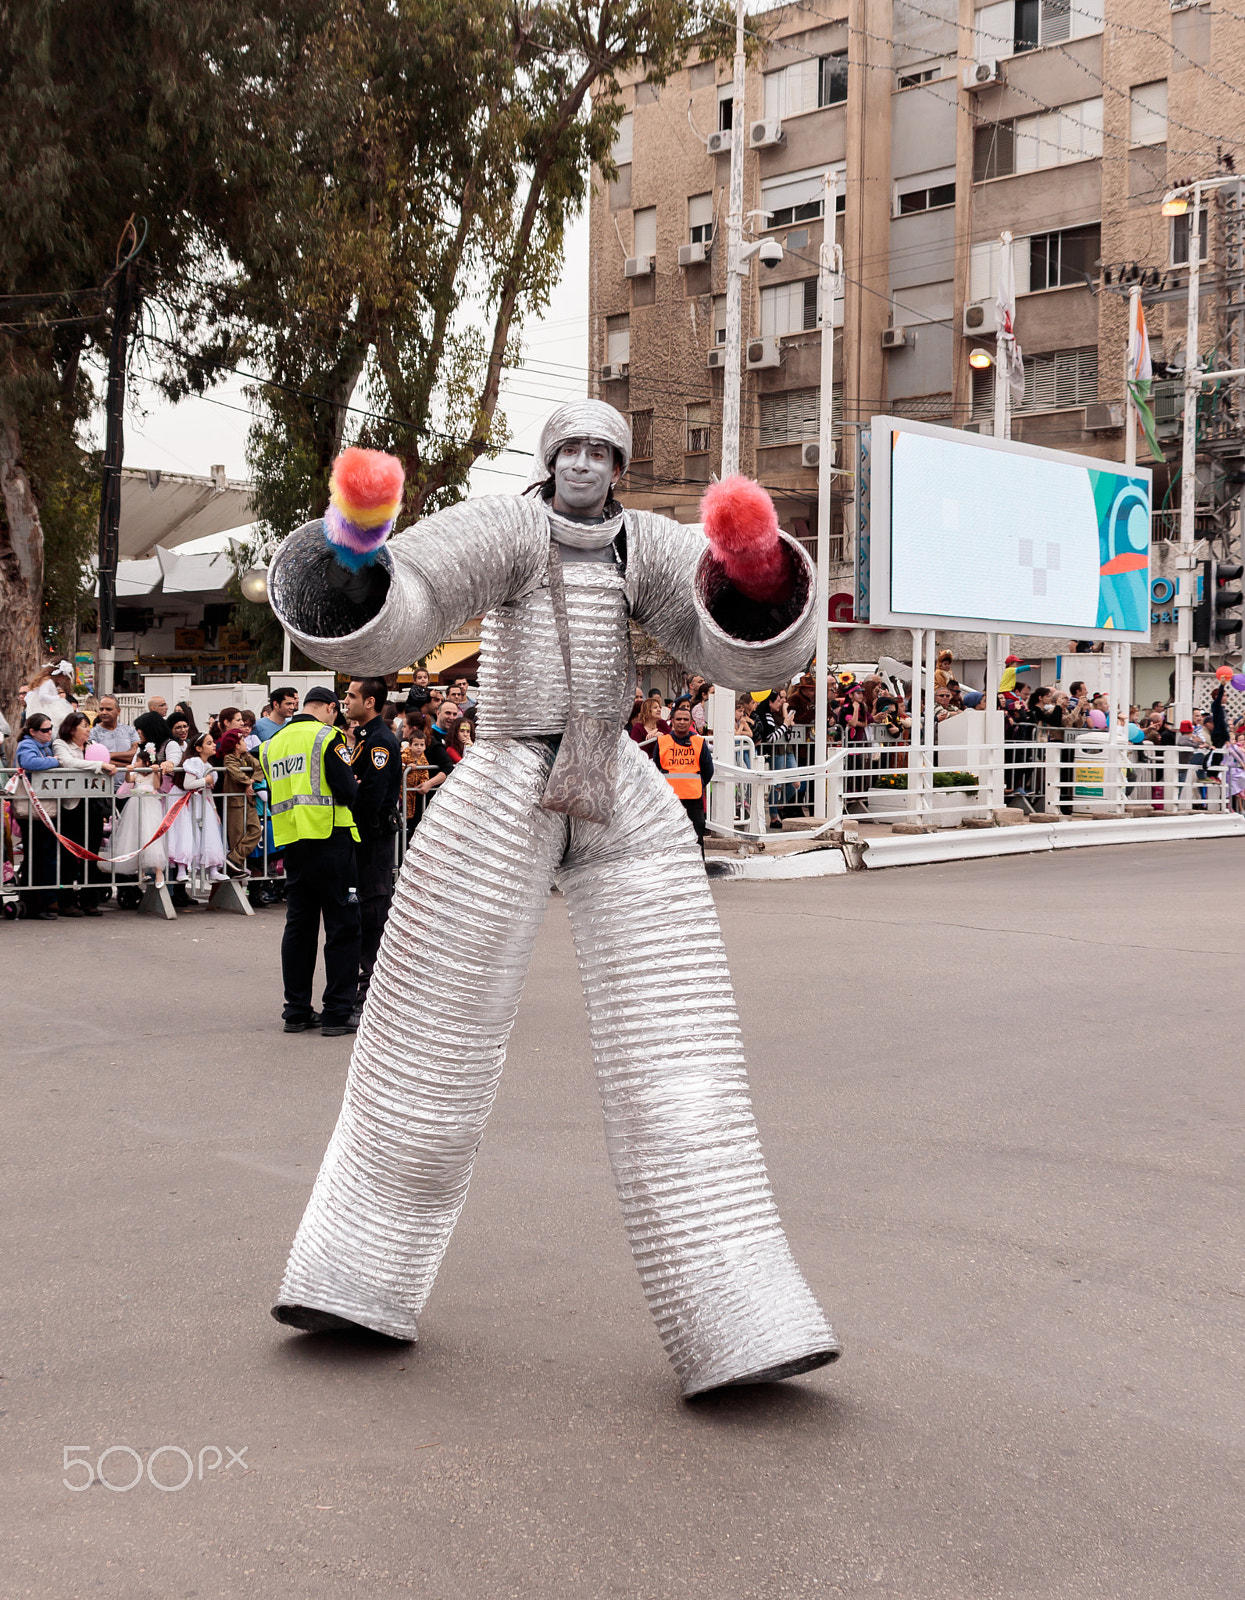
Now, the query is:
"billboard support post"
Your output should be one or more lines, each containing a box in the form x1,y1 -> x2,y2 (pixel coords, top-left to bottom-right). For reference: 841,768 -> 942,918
985,633 -> 1008,808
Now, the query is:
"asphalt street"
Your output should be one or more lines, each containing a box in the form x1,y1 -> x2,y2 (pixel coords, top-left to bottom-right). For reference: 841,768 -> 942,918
4,838 -> 1242,1600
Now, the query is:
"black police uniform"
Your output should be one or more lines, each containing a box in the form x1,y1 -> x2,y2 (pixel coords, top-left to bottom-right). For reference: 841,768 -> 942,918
279,713 -> 362,1028
349,712 -> 403,1010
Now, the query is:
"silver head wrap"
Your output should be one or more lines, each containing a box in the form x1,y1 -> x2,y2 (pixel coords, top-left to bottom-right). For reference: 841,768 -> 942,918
532,400 -> 632,480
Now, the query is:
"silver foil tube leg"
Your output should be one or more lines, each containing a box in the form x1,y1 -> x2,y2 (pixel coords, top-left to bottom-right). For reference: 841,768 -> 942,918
559,745 -> 840,1397
275,740 -> 565,1339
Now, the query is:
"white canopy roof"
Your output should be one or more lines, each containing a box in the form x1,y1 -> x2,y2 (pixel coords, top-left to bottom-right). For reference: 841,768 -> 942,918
112,545 -> 238,601
117,467 -> 253,560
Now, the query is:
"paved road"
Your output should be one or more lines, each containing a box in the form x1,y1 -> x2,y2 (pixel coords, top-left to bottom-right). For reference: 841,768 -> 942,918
4,840 -> 1242,1599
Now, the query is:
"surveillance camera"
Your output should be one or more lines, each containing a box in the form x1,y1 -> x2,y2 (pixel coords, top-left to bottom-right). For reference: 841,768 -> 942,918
758,238 -> 784,269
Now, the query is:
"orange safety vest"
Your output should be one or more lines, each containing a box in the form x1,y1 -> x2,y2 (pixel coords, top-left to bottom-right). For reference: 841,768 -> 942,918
657,733 -> 705,800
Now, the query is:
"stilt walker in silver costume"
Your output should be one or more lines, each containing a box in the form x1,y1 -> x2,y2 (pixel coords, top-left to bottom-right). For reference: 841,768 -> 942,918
269,401 -> 840,1397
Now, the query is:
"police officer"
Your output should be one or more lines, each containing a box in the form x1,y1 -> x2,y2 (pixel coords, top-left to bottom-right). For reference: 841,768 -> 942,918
651,700 -> 714,857
260,685 -> 361,1037
342,676 -> 402,1022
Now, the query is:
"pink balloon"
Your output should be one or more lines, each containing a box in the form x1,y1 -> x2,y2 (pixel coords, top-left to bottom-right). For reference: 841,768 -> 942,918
1087,709 -> 1108,729
84,743 -> 110,762
1232,673 -> 1245,692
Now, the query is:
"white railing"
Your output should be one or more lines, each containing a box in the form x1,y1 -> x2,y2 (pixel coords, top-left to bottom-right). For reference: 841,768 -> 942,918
707,733 -> 1232,841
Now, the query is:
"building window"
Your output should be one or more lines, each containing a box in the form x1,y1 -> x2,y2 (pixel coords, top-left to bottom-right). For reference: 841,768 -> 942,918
972,346 -> 1099,417
606,315 -> 630,366
636,80 -> 659,106
611,113 -> 633,166
761,279 -> 819,338
717,84 -> 733,131
1028,223 -> 1100,290
688,192 -> 714,245
761,164 -> 845,228
763,52 -> 848,120
633,206 -> 656,258
1171,208 -> 1209,267
685,403 -> 711,454
713,295 -> 727,346
1130,80 -> 1167,146
973,98 -> 1103,179
631,409 -> 654,460
689,61 -> 715,92
895,169 -> 956,215
759,388 -> 821,448
1012,0 -> 1104,54
896,57 -> 951,89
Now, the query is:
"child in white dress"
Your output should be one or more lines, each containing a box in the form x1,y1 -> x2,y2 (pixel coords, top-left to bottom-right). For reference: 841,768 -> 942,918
106,742 -> 169,884
166,731 -> 228,880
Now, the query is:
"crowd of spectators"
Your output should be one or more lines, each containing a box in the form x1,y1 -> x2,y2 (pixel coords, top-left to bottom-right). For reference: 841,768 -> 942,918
6,652 -> 1245,912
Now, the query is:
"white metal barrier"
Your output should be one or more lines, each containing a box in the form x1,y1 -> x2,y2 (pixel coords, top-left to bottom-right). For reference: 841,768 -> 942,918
706,733 -> 1232,841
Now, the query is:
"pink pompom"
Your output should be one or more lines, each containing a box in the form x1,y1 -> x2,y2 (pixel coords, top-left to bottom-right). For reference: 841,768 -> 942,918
331,447 -> 405,515
701,475 -> 792,603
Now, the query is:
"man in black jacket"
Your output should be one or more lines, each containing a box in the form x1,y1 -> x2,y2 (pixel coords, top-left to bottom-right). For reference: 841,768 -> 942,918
343,676 -> 402,1023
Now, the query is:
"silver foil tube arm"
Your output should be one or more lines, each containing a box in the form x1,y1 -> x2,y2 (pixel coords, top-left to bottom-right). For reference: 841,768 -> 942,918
268,494 -> 549,678
626,513 -> 817,690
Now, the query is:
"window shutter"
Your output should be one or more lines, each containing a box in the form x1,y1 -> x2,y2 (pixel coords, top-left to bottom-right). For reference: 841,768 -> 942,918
1039,0 -> 1071,45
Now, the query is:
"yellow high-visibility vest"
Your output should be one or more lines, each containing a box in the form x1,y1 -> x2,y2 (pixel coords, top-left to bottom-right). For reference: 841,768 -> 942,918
260,718 -> 359,847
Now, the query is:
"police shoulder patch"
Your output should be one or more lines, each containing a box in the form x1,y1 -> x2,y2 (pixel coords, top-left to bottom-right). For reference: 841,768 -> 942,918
371,746 -> 389,769
337,742 -> 353,761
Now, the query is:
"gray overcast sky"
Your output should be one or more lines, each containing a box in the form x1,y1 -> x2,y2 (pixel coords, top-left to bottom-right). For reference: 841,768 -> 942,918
118,209 -> 590,540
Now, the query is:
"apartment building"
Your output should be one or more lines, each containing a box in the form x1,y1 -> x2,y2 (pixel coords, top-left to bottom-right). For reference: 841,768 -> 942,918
587,0 -> 1245,694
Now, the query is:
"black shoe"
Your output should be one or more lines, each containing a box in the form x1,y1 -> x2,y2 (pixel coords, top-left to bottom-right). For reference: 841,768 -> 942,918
320,1018 -> 359,1037
271,1303 -> 411,1343
348,1003 -> 364,1028
226,857 -> 248,877
31,910 -> 59,921
58,904 -> 85,918
82,904 -> 103,917
283,1011 -> 323,1033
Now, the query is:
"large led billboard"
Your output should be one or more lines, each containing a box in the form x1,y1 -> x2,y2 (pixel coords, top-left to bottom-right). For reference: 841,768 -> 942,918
861,417 -> 1152,642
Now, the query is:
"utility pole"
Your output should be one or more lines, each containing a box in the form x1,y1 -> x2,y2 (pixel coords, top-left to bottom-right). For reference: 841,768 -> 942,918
1175,183 -> 1205,728
993,230 -> 1014,442
96,254 -> 140,697
709,0 -> 749,823
814,170 -> 843,819
720,0 -> 747,480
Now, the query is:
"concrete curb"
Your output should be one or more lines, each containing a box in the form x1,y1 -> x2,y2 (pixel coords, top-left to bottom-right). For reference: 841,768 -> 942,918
709,812 -> 1245,880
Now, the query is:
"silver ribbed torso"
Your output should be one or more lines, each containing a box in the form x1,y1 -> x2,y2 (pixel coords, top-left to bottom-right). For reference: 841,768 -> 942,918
476,560 -> 633,739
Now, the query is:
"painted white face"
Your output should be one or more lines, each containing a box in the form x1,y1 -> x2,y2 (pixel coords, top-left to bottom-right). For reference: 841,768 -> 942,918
552,438 -> 618,516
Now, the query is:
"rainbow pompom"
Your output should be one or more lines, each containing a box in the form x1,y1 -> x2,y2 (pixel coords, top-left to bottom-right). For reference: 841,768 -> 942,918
323,447 -> 405,569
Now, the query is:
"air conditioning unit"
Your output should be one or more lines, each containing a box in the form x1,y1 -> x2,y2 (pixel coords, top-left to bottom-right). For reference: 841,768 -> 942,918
962,298 -> 998,336
600,362 -> 629,382
881,326 -> 908,350
800,441 -> 821,469
706,129 -> 730,156
1084,402 -> 1125,431
749,118 -> 784,150
963,59 -> 1004,90
678,241 -> 708,267
745,336 -> 782,370
624,254 -> 653,279
706,347 -> 727,370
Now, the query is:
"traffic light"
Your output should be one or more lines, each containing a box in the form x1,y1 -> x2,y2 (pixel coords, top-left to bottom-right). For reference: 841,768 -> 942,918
1213,560 -> 1244,642
1194,559 -> 1244,647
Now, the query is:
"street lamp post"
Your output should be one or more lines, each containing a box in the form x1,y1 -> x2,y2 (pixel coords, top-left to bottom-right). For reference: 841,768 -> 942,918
814,172 -> 843,819
1160,173 -> 1245,722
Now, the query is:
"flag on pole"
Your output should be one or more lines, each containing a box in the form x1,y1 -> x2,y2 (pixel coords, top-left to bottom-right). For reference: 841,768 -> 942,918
995,241 -> 1026,404
1127,294 -> 1163,463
